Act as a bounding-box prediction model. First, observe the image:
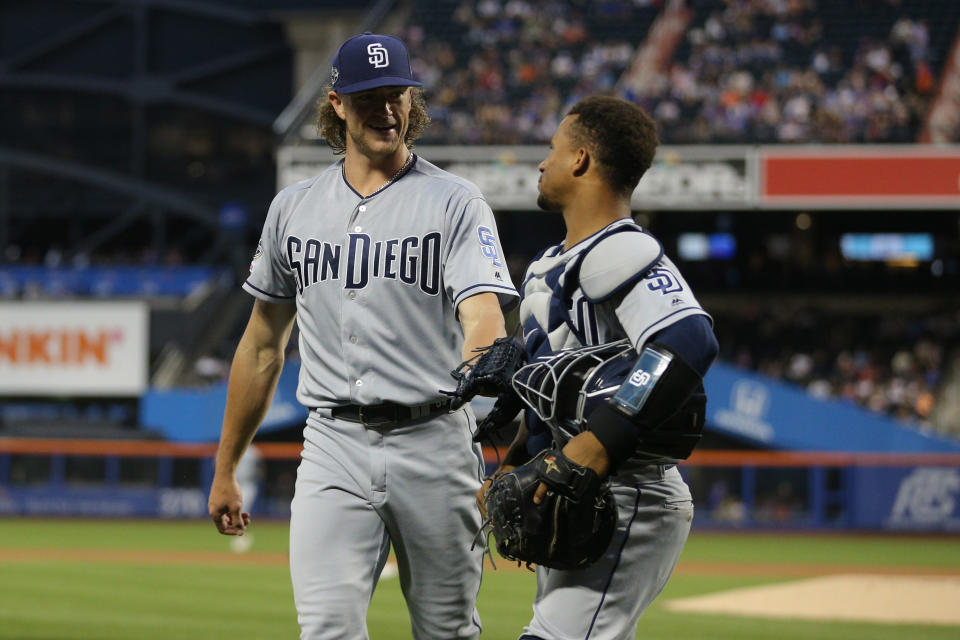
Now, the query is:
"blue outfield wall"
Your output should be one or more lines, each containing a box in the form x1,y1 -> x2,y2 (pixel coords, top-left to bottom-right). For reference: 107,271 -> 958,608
849,465 -> 960,531
703,362 -> 960,453
142,360 -> 960,453
0,486 -> 212,519
141,364 -> 307,442
2,456 -> 957,530
5,361 -> 959,529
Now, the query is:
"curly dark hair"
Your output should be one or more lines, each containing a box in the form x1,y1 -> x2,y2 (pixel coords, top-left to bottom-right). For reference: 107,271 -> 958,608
316,86 -> 431,155
566,96 -> 659,196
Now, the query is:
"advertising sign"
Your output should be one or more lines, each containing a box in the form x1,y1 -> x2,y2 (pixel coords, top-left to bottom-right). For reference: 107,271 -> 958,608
0,301 -> 149,396
761,146 -> 960,208
705,363 -> 960,453
850,466 -> 960,531
277,145 -> 755,210
279,144 -> 960,210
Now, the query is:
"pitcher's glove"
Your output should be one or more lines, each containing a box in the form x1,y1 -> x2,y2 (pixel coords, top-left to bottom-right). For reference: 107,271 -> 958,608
483,447 -> 617,571
444,337 -> 525,439
472,392 -> 524,443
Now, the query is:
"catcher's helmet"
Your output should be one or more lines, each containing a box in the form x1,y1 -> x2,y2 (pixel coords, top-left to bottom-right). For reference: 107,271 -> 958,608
512,339 -> 705,463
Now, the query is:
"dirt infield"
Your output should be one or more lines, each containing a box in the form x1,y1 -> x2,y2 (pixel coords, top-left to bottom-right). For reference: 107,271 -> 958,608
666,574 -> 960,626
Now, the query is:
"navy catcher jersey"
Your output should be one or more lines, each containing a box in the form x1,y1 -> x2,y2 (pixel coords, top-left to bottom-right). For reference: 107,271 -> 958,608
244,155 -> 518,408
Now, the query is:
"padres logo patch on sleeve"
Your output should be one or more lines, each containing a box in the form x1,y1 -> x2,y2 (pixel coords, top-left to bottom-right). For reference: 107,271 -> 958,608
477,225 -> 506,281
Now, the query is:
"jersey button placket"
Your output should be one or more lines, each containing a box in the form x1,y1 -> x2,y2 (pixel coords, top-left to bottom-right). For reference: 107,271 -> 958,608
353,199 -> 378,501
344,284 -> 366,401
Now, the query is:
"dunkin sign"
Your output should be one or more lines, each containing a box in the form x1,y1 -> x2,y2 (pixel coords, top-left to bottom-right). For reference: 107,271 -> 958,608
0,302 -> 148,396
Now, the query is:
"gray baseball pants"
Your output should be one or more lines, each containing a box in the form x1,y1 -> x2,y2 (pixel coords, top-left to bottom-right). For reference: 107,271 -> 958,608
521,465 -> 693,640
289,407 -> 485,639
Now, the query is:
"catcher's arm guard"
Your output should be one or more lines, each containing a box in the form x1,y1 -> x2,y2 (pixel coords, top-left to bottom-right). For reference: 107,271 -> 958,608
443,336 -> 526,438
588,342 -> 705,470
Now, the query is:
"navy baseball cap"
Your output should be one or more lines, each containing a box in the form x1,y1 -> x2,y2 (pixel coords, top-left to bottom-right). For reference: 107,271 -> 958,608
331,32 -> 422,94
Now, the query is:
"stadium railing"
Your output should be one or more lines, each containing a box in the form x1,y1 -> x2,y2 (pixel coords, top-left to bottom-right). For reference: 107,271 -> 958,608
1,438 -> 958,532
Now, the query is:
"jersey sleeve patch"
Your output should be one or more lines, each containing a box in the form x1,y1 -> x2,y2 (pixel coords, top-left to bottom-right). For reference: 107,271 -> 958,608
476,225 -> 506,269
579,231 -> 663,302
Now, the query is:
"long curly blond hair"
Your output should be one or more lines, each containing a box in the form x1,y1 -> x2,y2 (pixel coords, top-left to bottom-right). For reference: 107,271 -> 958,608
316,87 -> 431,155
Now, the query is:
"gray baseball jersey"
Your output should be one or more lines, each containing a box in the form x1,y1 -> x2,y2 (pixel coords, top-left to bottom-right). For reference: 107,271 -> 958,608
516,217 -> 697,639
244,154 -> 517,640
244,154 -> 517,407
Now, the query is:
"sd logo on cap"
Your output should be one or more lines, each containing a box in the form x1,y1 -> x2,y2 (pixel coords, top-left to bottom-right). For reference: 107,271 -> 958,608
330,32 -> 423,95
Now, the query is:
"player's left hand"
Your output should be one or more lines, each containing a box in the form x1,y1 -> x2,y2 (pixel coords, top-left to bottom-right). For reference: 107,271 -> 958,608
533,431 -> 611,504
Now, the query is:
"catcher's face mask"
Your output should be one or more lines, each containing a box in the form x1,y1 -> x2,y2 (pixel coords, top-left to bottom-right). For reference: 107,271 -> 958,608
513,339 -> 707,464
512,339 -> 635,439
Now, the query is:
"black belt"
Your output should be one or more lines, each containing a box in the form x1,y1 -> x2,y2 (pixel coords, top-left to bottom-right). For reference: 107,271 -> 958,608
331,400 -> 450,427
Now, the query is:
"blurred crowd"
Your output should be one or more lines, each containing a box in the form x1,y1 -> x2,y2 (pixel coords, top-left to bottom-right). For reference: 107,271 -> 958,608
406,0 -> 656,144
4,244 -> 189,270
0,245 -> 225,300
636,0 -> 935,143
406,0 -> 949,144
713,305 -> 960,434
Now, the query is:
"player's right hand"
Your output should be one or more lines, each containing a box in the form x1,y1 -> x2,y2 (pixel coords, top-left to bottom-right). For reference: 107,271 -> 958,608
476,465 -> 515,520
208,472 -> 250,536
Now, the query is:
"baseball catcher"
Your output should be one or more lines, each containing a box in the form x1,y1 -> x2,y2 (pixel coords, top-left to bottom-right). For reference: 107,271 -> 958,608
470,96 -> 720,639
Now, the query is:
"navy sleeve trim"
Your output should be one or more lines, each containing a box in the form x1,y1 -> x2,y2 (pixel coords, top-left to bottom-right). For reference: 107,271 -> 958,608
243,280 -> 295,300
634,309 -> 710,351
454,283 -> 520,308
648,315 -> 718,377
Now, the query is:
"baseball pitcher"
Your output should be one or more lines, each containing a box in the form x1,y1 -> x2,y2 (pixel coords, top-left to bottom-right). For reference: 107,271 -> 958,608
207,33 -> 518,640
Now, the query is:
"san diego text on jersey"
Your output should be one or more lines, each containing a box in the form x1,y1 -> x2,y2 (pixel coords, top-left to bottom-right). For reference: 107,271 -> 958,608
287,231 -> 442,295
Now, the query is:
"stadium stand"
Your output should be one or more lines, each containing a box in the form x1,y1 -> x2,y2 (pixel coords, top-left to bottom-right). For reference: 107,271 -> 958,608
634,0 -> 953,143
402,0 -> 959,144
0,264 -> 229,299
407,0 -> 660,143
711,304 -> 960,435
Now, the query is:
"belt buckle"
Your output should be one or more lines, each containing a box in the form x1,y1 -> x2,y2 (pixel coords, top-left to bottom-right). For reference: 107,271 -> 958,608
358,405 -> 391,428
357,405 -> 371,426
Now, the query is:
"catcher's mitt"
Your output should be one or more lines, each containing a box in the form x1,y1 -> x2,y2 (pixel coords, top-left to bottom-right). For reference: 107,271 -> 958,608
444,336 -> 526,439
483,448 -> 617,571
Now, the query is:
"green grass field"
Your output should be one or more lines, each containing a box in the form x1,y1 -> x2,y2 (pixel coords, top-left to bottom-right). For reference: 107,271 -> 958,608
1,519 -> 959,639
